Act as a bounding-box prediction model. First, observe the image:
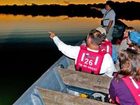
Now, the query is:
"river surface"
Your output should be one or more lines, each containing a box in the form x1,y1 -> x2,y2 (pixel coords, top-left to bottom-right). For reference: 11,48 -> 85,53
0,14 -> 140,105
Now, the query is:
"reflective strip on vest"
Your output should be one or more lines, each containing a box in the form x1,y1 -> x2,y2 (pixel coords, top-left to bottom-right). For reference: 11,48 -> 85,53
122,76 -> 140,105
75,45 -> 105,75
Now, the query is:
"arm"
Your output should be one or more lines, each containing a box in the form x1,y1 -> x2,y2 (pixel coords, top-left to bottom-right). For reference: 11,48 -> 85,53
100,54 -> 117,78
49,32 -> 80,59
106,20 -> 113,33
106,11 -> 116,33
90,7 -> 101,11
109,79 -> 117,103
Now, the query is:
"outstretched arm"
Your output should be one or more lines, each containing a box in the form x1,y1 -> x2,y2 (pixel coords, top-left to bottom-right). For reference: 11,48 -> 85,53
49,32 -> 80,60
90,7 -> 101,11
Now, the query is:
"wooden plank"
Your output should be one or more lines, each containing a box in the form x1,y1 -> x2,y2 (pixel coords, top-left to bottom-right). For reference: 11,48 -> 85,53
37,87 -> 114,105
58,68 -> 111,94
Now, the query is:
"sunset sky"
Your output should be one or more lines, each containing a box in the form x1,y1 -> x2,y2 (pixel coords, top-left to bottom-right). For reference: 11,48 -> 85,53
0,0 -> 139,5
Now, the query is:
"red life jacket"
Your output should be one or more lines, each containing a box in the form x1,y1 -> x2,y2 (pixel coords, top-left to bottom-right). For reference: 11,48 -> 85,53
100,40 -> 112,56
75,45 -> 105,75
122,76 -> 140,105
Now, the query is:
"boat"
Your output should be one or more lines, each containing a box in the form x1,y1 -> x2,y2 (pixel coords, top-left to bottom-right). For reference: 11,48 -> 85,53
13,19 -> 126,105
13,56 -> 114,105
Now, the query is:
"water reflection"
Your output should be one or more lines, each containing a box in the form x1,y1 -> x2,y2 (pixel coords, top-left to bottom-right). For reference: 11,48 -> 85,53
0,14 -> 140,38
0,14 -> 101,34
0,14 -> 140,105
120,19 -> 140,31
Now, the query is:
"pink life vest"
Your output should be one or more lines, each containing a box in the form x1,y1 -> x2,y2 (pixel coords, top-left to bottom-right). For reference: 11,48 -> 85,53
100,40 -> 112,56
122,76 -> 140,105
75,45 -> 105,75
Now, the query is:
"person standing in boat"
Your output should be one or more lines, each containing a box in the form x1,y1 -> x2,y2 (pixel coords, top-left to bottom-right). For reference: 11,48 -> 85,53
97,27 -> 118,64
109,49 -> 140,105
49,27 -> 116,78
91,1 -> 116,41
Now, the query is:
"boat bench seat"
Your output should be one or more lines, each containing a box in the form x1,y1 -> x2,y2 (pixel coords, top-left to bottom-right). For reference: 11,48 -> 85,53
57,68 -> 112,94
37,87 -> 114,105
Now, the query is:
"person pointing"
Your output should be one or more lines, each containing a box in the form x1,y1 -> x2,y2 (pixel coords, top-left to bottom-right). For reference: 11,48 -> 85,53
49,27 -> 116,78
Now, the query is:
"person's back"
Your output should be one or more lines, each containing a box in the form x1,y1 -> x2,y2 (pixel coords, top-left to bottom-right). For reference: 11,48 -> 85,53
109,50 -> 140,105
76,45 -> 105,74
49,28 -> 116,78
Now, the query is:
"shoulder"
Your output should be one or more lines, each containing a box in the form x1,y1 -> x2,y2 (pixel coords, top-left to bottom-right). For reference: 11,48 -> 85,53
80,45 -> 87,49
103,53 -> 115,68
111,77 -> 124,87
102,53 -> 114,66
110,9 -> 116,15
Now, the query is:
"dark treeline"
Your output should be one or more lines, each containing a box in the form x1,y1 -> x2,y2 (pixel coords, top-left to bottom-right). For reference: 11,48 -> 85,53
0,1 -> 140,20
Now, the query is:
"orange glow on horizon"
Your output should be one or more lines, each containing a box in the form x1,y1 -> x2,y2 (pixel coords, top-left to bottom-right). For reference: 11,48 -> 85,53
0,0 -> 139,5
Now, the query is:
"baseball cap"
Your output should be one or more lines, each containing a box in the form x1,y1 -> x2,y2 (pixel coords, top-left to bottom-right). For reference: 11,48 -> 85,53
96,27 -> 106,36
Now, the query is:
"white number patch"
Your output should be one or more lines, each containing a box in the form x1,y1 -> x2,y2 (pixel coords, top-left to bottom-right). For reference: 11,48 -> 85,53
84,58 -> 93,66
81,53 -> 99,66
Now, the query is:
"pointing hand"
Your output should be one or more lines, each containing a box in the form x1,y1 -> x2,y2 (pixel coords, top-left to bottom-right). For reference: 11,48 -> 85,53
48,32 -> 56,39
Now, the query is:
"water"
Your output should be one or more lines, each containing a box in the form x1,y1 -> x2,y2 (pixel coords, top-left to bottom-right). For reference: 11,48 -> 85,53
0,33 -> 85,105
0,14 -> 140,105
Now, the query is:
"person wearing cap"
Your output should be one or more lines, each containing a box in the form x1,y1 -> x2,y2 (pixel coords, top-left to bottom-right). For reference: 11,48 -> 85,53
109,49 -> 140,105
96,27 -> 118,64
96,27 -> 112,55
49,28 -> 116,78
91,1 -> 116,41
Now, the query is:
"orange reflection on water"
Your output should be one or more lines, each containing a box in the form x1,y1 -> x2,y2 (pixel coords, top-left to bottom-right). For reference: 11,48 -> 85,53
0,14 -> 101,34
0,14 -> 139,36
120,19 -> 140,31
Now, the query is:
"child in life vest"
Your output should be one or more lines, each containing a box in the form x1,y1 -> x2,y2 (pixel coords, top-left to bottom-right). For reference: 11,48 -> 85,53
109,48 -> 140,105
49,27 -> 116,78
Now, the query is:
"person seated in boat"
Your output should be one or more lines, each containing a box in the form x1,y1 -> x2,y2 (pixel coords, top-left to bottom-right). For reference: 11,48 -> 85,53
118,27 -> 135,52
49,28 -> 116,78
109,49 -> 140,105
97,27 -> 118,64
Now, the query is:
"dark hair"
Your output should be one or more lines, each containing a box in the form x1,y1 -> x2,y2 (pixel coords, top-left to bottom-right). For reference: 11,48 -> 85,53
118,50 -> 140,81
88,29 -> 105,45
106,1 -> 114,8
